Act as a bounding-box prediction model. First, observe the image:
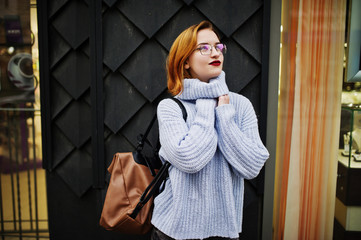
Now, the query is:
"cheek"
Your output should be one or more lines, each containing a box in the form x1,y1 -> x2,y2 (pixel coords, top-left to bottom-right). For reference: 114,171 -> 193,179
195,58 -> 209,68
188,57 -> 203,70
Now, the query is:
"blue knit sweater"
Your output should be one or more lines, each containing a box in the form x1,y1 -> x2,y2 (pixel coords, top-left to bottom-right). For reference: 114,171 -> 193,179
151,71 -> 269,239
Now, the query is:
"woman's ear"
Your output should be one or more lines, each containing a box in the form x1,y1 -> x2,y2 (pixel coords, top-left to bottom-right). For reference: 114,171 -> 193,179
184,61 -> 190,69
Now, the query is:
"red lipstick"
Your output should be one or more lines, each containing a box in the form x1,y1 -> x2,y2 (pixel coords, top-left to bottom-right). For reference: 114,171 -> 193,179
210,60 -> 221,66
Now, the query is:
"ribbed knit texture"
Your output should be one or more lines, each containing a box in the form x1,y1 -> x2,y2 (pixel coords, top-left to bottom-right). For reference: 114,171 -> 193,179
151,71 -> 269,239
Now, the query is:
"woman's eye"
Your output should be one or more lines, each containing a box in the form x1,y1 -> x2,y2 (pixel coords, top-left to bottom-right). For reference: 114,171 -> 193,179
200,45 -> 210,51
216,44 -> 223,51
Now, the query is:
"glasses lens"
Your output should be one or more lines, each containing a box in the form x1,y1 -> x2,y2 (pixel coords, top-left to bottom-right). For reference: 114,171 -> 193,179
216,43 -> 226,54
199,44 -> 211,55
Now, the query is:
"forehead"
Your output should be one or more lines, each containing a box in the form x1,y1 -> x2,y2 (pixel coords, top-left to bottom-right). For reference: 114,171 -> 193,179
196,29 -> 219,44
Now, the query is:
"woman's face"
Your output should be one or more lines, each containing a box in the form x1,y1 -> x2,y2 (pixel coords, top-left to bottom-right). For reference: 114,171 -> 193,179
185,29 -> 224,82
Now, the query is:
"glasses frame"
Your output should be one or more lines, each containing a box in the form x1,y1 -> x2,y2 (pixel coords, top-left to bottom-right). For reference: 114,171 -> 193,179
194,43 -> 227,55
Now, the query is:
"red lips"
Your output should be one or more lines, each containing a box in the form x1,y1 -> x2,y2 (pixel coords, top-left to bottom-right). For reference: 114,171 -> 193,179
209,60 -> 221,66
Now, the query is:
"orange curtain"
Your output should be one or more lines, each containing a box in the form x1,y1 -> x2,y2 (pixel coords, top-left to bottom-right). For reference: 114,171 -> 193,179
273,0 -> 346,239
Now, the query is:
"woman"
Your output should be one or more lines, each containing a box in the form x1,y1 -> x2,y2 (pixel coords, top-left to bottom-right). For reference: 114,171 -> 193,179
151,21 -> 269,240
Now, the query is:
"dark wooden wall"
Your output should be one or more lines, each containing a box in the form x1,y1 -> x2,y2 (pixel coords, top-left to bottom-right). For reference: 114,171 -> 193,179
37,0 -> 270,239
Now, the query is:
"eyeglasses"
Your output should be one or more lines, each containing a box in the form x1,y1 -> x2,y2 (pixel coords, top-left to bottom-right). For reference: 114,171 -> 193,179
194,43 -> 227,55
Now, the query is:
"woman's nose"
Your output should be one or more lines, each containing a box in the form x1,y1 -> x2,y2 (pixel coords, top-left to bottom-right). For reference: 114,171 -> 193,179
210,47 -> 220,57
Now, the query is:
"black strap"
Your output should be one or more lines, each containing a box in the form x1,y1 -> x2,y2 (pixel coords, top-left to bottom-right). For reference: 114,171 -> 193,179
136,98 -> 186,150
136,114 -> 157,150
130,98 -> 187,219
129,162 -> 171,219
155,98 -> 187,152
170,98 -> 187,121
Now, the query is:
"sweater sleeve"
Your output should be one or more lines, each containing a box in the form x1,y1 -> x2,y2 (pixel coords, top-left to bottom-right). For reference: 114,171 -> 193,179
215,96 -> 269,179
157,98 -> 218,173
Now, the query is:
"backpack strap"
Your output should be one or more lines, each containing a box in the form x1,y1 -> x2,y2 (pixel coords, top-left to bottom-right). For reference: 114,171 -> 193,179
137,97 -> 187,151
136,114 -> 157,151
154,98 -> 186,154
130,98 -> 187,220
129,161 -> 171,219
169,97 -> 187,121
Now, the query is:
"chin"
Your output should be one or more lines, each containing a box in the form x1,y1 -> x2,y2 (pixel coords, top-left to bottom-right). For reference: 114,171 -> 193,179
197,69 -> 223,82
210,70 -> 222,79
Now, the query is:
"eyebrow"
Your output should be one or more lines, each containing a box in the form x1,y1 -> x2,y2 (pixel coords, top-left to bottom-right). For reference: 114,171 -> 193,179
196,42 -> 221,46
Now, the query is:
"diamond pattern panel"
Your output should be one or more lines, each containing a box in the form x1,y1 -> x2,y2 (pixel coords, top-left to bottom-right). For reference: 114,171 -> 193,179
120,40 -> 168,102
183,0 -> 195,5
240,74 -> 261,116
223,39 -> 261,93
155,7 -> 206,50
51,0 -> 89,49
52,51 -> 90,99
51,79 -> 72,119
49,26 -> 71,68
103,0 -> 117,7
194,0 -> 263,37
103,126 -> 112,143
56,149 -> 93,197
48,0 -> 68,18
104,72 -> 147,133
117,0 -> 183,38
82,89 -> 91,107
55,100 -> 92,148
121,102 -> 159,148
103,0 -> 118,8
52,126 -> 75,169
80,40 -> 90,58
233,9 -> 263,63
82,139 -> 92,156
102,65 -> 110,78
103,8 -> 146,72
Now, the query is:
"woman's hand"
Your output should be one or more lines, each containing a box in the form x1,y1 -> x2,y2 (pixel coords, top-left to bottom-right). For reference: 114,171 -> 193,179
218,94 -> 229,106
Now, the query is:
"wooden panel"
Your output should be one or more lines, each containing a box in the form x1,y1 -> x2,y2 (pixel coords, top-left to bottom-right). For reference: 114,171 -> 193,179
120,40 -> 168,102
117,0 -> 183,38
102,8 -> 145,71
194,0 -> 262,37
52,51 -> 90,99
103,72 -> 146,133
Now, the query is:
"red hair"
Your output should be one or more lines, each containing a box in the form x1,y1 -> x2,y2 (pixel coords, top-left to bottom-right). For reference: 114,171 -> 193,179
167,21 -> 219,95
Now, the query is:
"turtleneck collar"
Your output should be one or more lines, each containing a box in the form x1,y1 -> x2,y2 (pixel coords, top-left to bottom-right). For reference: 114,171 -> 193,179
177,71 -> 229,100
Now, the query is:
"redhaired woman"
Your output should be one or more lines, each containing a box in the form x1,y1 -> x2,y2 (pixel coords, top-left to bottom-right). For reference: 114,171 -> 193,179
151,21 -> 269,240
